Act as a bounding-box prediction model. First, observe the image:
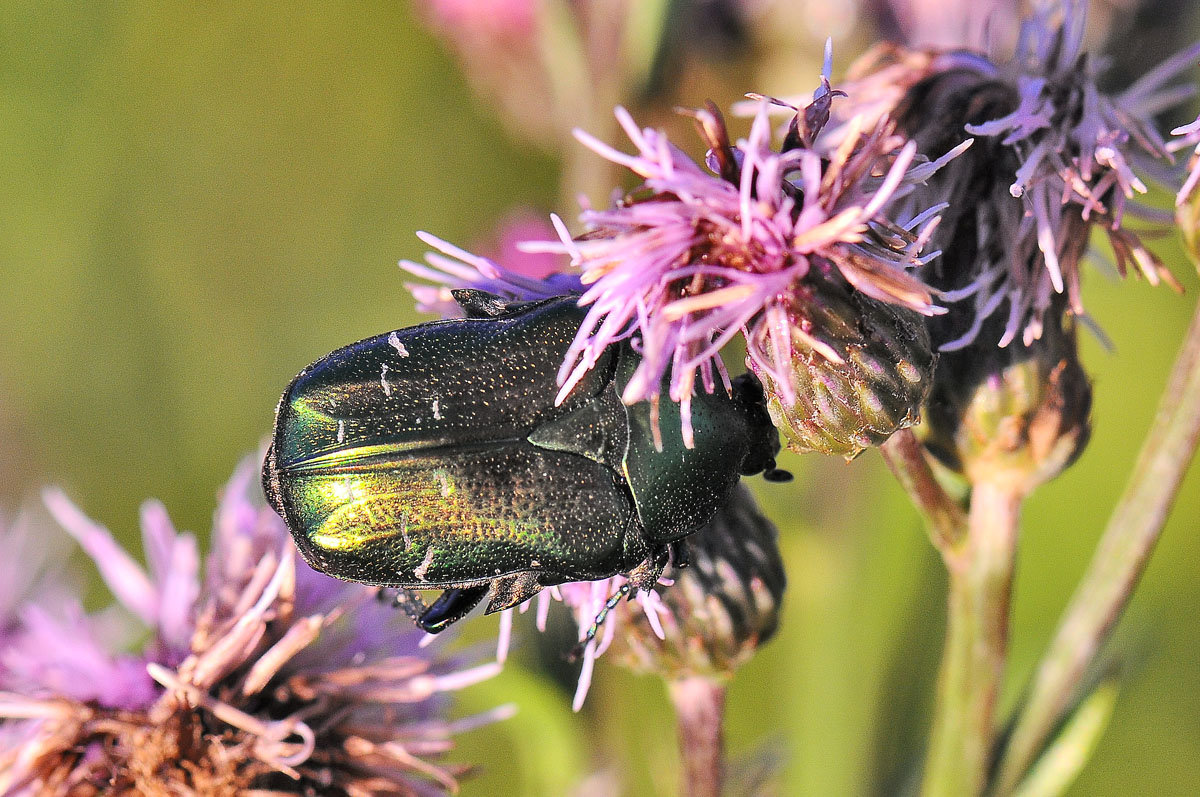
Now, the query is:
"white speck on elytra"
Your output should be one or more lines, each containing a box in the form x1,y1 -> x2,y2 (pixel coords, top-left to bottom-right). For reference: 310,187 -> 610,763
400,512 -> 412,550
414,548 -> 436,580
336,420 -> 345,443
432,398 -> 442,420
380,363 -> 392,396
388,331 -> 410,357
435,471 -> 451,498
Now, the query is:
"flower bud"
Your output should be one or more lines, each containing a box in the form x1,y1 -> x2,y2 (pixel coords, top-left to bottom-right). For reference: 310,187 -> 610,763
610,485 -> 785,682
751,277 -> 936,459
921,303 -> 1092,495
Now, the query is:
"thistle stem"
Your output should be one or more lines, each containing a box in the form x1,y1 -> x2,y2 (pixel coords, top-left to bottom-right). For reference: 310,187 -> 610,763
881,429 -> 969,557
670,676 -> 726,797
922,480 -> 1022,797
994,299 -> 1200,795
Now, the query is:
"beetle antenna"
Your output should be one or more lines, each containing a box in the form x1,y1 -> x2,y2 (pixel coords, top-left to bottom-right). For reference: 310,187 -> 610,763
567,582 -> 632,663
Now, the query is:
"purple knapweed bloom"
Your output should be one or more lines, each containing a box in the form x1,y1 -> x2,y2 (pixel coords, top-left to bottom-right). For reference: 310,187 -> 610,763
958,1 -> 1193,341
541,49 -> 958,446
0,457 -> 511,796
402,48 -> 960,448
837,1 -> 1198,349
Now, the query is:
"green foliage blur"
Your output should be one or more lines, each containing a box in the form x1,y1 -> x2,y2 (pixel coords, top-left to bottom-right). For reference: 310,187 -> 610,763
1,3 -> 1197,795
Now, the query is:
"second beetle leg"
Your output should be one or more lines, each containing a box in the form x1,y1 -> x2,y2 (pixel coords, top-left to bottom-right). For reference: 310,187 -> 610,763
418,585 -> 489,633
568,582 -> 632,663
384,587 -> 430,625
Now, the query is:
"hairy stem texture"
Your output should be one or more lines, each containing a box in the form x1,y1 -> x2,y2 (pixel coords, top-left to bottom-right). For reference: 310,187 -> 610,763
670,677 -> 726,797
922,481 -> 1022,797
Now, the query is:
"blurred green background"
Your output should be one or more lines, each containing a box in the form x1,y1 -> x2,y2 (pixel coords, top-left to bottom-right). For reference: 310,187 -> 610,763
1,3 -> 1198,795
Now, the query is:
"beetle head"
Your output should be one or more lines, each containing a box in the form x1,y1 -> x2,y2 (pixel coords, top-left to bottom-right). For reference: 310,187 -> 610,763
731,373 -> 789,481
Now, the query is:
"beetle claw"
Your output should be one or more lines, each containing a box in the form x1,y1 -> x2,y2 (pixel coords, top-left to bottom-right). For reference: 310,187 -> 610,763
417,585 -> 489,633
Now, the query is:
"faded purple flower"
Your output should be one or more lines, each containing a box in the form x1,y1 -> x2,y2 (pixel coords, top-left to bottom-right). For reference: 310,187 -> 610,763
963,3 -> 1190,296
417,0 -> 536,40
840,1 -> 1198,348
1171,114 -> 1200,206
0,457 -> 511,796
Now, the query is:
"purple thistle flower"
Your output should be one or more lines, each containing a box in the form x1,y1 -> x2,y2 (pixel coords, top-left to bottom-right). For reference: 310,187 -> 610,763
964,3 -> 1190,297
841,2 -> 1198,349
400,48 -> 960,454
0,457 -> 511,795
541,52 -> 956,445
400,224 -> 583,318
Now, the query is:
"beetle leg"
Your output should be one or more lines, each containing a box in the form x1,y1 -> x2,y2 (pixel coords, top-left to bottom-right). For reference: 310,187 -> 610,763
417,585 -> 489,633
667,539 -> 692,569
762,463 -> 794,482
383,587 -> 431,624
484,572 -> 543,614
567,545 -> 672,662
567,582 -> 632,663
626,545 -> 670,592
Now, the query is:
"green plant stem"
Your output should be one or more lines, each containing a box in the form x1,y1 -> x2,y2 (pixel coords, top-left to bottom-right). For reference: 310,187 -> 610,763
1010,681 -> 1118,797
881,429 -> 968,557
994,299 -> 1200,795
670,676 -> 726,797
921,481 -> 1023,797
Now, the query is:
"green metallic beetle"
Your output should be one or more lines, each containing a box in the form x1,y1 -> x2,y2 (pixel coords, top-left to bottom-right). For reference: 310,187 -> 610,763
263,290 -> 784,632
